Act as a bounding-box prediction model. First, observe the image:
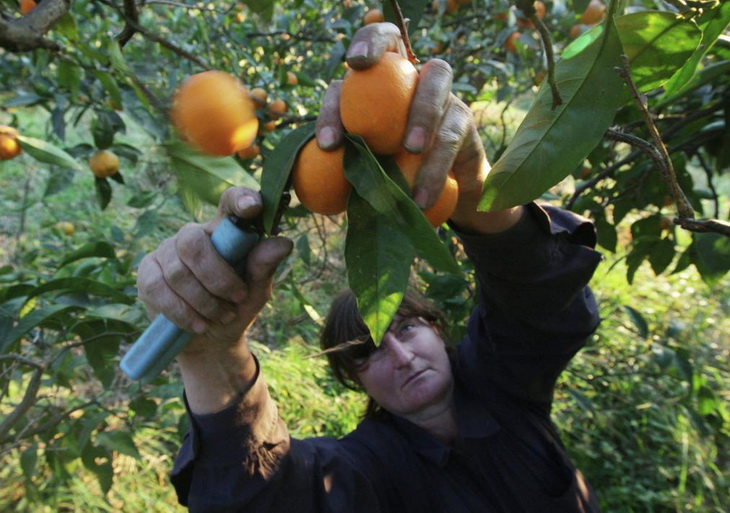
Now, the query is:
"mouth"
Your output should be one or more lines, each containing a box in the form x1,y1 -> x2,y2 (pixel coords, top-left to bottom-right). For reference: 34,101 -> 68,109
402,369 -> 428,389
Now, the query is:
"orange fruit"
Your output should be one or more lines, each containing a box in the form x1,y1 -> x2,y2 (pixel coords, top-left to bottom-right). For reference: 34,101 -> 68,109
516,1 -> 546,27
393,150 -> 459,227
54,221 -> 75,236
363,9 -> 384,25
504,31 -> 521,53
446,0 -> 459,13
262,120 -> 277,132
19,0 -> 36,14
340,52 -> 418,155
89,149 -> 120,178
292,139 -> 351,215
580,0 -> 606,25
268,98 -> 288,119
286,71 -> 298,86
249,87 -> 268,105
170,70 -> 258,156
0,126 -> 21,160
236,144 -> 260,160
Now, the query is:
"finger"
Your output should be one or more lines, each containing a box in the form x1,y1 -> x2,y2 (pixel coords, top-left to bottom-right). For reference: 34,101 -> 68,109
176,224 -> 248,311
346,22 -> 406,70
315,80 -> 344,151
214,187 -> 263,226
239,237 -> 294,317
412,96 -> 473,208
404,59 -> 453,155
137,234 -> 210,333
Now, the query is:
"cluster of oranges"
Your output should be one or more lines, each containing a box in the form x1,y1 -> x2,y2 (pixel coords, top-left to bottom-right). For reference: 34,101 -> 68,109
0,126 -> 22,161
170,70 -> 289,161
292,52 -> 459,227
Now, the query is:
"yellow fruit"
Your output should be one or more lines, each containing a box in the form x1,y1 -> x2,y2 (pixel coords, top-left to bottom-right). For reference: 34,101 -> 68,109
580,0 -> 606,25
393,150 -> 459,227
268,98 -> 288,119
292,139 -> 351,215
55,221 -> 75,236
236,144 -> 260,159
363,9 -> 384,25
19,0 -> 36,15
249,87 -> 268,105
0,126 -> 21,160
89,150 -> 120,178
340,52 -> 418,155
170,70 -> 258,156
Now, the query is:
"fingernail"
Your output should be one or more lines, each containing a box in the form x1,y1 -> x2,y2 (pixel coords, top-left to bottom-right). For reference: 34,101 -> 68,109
404,127 -> 426,153
221,311 -> 236,324
237,195 -> 256,211
318,126 -> 336,150
413,187 -> 429,209
192,319 -> 207,334
347,41 -> 369,60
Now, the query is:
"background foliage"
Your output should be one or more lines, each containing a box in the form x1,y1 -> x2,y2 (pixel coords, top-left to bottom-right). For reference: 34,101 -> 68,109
0,0 -> 728,511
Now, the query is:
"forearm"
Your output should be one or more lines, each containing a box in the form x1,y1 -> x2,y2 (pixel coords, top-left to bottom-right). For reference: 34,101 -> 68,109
177,337 -> 258,415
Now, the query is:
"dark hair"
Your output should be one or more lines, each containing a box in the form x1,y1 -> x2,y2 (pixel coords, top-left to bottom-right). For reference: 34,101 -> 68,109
319,289 -> 448,418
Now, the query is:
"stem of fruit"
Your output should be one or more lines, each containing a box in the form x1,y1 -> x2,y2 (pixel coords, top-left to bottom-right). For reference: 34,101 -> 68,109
387,0 -> 419,65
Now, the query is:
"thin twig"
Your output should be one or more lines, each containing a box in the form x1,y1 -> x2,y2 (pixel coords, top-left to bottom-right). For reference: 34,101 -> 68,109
516,0 -> 562,109
388,0 -> 419,65
614,55 -> 695,219
0,356 -> 45,442
117,0 -> 140,48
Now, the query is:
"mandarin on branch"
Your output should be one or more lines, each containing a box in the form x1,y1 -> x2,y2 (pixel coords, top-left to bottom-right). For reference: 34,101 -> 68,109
89,149 -> 120,178
340,51 -> 418,155
170,71 -> 258,156
292,139 -> 350,215
0,125 -> 22,160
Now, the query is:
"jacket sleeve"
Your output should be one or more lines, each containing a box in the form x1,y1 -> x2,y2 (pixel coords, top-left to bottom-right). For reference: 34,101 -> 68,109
454,203 -> 603,407
170,357 -> 383,513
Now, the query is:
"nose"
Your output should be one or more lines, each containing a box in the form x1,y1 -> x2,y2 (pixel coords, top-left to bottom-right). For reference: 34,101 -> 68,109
381,332 -> 414,368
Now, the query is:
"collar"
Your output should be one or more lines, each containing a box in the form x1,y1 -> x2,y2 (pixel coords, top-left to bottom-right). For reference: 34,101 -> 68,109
391,380 -> 501,467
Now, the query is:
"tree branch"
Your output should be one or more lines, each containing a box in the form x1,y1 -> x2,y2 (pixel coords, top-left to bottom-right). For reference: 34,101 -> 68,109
117,0 -> 140,48
0,0 -> 72,52
0,355 -> 45,443
614,55 -> 695,219
388,0 -> 419,65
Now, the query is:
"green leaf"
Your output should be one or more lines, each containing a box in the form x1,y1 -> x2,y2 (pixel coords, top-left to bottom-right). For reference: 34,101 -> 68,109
344,136 -> 460,275
92,111 -> 117,149
30,277 -> 133,303
260,122 -> 316,234
624,305 -> 649,339
616,11 -> 702,92
58,242 -> 117,268
83,334 -> 121,388
383,0 -> 429,35
167,138 -> 260,215
691,232 -> 730,285
107,39 -> 132,74
20,443 -> 39,480
480,19 -> 626,211
96,430 -> 141,459
92,70 -> 123,108
244,0 -> 275,19
662,1 -> 730,97
81,445 -> 114,494
16,135 -> 81,170
57,60 -> 82,99
1,304 -> 81,353
346,190 -> 414,344
95,176 -> 112,210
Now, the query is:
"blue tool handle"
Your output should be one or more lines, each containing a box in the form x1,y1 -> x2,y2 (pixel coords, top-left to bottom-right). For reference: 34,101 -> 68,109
120,216 -> 260,381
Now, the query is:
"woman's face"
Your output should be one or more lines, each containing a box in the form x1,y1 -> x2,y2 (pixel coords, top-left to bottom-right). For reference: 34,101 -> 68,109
355,316 -> 454,419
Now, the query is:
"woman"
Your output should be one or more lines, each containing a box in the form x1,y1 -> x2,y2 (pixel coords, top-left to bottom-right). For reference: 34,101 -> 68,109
137,23 -> 603,513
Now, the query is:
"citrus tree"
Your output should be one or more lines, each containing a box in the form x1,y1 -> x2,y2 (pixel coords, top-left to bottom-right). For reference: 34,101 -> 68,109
0,0 -> 728,510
